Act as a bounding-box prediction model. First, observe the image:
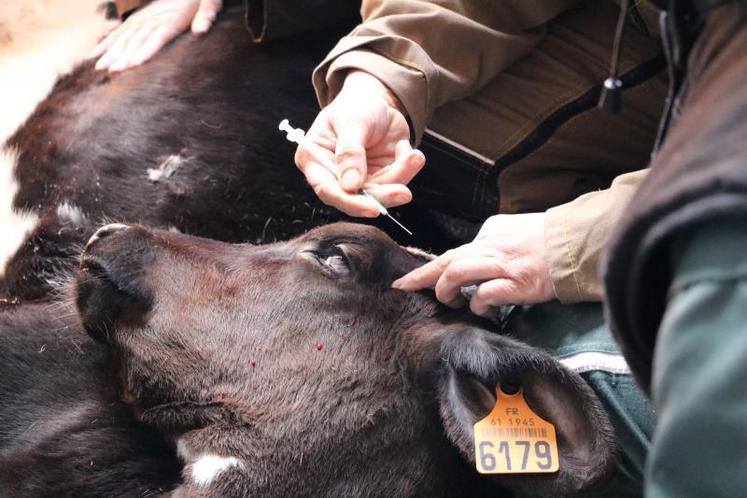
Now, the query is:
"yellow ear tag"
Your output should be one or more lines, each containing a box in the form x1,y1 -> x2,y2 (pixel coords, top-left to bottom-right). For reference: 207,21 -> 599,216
473,386 -> 559,474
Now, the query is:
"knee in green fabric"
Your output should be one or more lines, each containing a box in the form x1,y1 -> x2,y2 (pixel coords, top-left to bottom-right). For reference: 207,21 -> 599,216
506,302 -> 655,497
647,220 -> 747,498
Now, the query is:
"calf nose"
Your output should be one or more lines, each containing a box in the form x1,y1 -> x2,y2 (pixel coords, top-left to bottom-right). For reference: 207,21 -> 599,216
86,223 -> 130,250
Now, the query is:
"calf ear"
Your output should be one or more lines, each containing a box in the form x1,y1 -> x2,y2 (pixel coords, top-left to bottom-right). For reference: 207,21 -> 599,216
437,327 -> 616,497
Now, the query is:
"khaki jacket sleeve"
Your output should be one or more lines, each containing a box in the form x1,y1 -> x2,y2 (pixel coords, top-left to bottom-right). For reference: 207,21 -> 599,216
544,169 -> 648,303
246,0 -> 360,42
312,0 -> 580,143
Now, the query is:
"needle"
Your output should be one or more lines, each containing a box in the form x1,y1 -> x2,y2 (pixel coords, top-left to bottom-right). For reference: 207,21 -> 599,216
279,119 -> 413,236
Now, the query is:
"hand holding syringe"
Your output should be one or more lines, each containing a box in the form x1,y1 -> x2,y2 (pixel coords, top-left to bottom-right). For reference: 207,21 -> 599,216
279,119 -> 413,235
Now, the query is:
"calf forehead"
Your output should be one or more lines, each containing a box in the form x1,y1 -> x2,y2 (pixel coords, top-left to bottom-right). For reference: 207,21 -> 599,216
300,222 -> 427,277
142,223 -> 426,300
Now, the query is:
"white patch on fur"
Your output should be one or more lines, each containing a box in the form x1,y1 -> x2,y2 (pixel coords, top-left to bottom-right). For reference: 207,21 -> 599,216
56,202 -> 87,227
85,223 -> 128,247
0,0 -> 117,144
0,147 -> 38,278
147,155 -> 183,182
176,438 -> 193,462
191,454 -> 244,486
168,225 -> 182,233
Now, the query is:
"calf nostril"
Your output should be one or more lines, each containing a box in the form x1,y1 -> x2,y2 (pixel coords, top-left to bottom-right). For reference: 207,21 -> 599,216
86,223 -> 130,249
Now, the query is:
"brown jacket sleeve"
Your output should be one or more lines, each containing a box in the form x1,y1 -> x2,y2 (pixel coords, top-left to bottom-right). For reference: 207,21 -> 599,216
544,169 -> 649,303
312,0 -> 580,143
246,0 -> 360,42
115,0 -> 148,18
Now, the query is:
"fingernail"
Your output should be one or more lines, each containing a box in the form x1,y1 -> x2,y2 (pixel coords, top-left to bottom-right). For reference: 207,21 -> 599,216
393,276 -> 415,290
341,170 -> 360,190
394,192 -> 410,204
192,20 -> 209,33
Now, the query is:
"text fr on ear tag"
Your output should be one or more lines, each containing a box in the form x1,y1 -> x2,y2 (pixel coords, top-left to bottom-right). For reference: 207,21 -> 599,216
473,385 -> 559,474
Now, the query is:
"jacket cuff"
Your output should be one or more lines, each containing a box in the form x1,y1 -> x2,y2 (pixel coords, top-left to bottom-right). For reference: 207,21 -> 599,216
544,199 -> 606,304
115,0 -> 148,18
312,38 -> 434,144
545,169 -> 649,303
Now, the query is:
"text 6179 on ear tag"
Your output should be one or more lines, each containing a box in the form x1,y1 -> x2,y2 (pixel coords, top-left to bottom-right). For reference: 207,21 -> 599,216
473,387 -> 559,474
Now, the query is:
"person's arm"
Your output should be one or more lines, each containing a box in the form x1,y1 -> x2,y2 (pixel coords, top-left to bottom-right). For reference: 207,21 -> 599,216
393,169 -> 648,313
245,0 -> 360,42
544,169 -> 648,303
312,0 -> 581,144
294,0 -> 579,217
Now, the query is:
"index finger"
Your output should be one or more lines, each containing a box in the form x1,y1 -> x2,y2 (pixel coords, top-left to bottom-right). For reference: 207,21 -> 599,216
391,249 -> 460,291
300,160 -> 381,217
434,256 -> 508,306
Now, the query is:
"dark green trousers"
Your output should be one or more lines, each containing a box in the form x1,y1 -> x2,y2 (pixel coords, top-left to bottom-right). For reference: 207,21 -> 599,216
508,302 -> 654,498
510,219 -> 747,497
646,219 -> 747,498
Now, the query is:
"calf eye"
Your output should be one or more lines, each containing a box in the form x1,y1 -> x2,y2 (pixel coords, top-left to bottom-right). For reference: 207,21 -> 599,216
321,245 -> 351,276
323,254 -> 349,274
305,244 -> 352,277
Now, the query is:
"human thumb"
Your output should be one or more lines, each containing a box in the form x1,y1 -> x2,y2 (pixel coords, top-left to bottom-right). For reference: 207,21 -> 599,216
334,123 -> 368,192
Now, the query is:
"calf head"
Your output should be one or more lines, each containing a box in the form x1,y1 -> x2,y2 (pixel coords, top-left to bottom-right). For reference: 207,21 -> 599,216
75,222 -> 615,497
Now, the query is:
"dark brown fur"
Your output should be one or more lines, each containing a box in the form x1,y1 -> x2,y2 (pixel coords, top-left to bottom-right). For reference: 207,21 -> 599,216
0,303 -> 180,497
1,1 -> 455,302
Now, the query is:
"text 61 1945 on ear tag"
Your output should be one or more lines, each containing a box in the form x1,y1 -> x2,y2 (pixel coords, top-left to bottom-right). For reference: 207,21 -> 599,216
473,386 -> 559,474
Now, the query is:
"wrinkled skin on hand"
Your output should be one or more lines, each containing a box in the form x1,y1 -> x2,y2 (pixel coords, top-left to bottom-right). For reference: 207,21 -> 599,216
294,70 -> 426,217
92,0 -> 223,73
393,212 -> 556,316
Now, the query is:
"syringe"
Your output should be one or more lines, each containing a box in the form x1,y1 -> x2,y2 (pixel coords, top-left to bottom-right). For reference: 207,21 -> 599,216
279,119 -> 413,236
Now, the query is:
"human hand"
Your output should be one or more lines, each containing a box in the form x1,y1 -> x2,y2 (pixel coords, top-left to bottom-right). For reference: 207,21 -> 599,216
92,0 -> 223,73
294,70 -> 425,217
392,213 -> 556,315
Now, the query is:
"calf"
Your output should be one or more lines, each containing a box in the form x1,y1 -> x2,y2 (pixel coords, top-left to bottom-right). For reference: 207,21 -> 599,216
0,1 -> 452,302
1,223 -> 615,497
